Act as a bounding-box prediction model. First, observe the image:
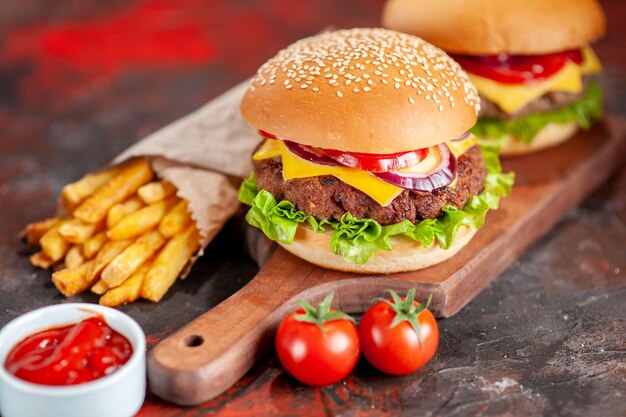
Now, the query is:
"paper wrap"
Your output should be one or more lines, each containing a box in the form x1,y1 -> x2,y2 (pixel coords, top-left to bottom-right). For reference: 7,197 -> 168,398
112,80 -> 260,253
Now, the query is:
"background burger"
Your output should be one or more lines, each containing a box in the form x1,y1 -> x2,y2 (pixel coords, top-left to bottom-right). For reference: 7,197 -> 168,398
383,0 -> 606,155
238,28 -> 513,273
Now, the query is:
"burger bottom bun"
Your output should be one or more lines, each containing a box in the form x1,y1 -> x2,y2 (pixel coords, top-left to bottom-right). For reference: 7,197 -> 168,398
494,122 -> 579,157
278,224 -> 477,274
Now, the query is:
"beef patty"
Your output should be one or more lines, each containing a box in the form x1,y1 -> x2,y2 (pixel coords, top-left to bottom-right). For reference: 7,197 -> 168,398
479,77 -> 589,119
253,145 -> 487,225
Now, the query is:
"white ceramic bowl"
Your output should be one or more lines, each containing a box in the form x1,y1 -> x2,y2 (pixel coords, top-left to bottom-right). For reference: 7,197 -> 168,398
0,303 -> 146,417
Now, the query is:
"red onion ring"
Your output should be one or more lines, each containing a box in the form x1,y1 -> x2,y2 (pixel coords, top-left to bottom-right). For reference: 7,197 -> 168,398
373,144 -> 457,192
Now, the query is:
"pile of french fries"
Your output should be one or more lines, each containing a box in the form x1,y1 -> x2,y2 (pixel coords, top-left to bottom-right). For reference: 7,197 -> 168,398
21,158 -> 200,307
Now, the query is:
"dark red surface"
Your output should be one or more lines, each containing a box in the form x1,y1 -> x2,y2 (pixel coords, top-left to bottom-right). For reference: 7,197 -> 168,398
5,316 -> 132,386
1,0 -> 625,416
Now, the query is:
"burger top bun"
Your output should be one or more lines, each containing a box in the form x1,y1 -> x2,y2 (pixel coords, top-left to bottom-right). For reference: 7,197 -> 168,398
241,28 -> 480,154
382,0 -> 606,55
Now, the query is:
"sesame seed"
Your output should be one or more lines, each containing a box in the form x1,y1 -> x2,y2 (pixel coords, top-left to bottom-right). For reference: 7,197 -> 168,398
408,97 -> 415,104
394,83 -> 400,89
300,84 -> 308,89
363,86 -> 371,92
285,84 -> 292,89
336,91 -> 343,98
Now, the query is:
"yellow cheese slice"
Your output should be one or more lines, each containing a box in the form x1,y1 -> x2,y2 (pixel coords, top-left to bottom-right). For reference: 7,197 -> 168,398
470,62 -> 582,114
470,46 -> 601,114
446,134 -> 479,159
581,45 -> 602,74
253,139 -> 283,160
260,141 -> 403,206
252,136 -> 478,206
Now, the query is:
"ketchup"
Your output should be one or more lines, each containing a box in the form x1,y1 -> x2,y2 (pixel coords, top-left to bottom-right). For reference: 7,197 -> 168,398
4,316 -> 133,386
450,49 -> 583,84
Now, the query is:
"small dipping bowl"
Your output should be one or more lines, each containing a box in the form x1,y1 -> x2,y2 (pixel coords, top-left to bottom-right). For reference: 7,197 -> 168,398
0,303 -> 146,417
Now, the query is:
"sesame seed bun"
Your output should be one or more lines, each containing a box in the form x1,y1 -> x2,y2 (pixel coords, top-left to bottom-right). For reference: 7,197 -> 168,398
279,224 -> 476,274
382,0 -> 606,55
241,28 -> 480,153
490,122 -> 579,157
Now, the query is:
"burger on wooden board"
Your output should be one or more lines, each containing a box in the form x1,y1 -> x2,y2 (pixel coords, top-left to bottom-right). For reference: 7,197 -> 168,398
238,28 -> 514,274
383,0 -> 606,156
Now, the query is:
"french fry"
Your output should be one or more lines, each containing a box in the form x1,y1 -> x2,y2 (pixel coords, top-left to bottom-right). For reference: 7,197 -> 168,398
107,197 -> 177,241
141,225 -> 200,302
73,158 -> 153,223
52,260 -> 95,297
100,262 -> 151,307
53,263 -> 66,272
88,238 -> 134,282
61,166 -> 120,211
65,246 -> 85,269
58,219 -> 104,244
40,220 -> 70,262
83,231 -> 108,259
101,230 -> 166,288
137,181 -> 176,205
20,217 -> 61,247
106,196 -> 144,228
29,252 -> 55,269
158,200 -> 192,238
91,279 -> 109,295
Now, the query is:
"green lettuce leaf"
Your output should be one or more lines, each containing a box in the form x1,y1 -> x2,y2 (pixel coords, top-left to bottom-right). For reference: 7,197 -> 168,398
237,173 -> 258,205
471,79 -> 603,144
239,146 -> 514,264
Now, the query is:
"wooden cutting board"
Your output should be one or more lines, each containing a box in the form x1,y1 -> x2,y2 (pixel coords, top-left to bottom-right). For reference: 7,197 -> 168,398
147,117 -> 626,406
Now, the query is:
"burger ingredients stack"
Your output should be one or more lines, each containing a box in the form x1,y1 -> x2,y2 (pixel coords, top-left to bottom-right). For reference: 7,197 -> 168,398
383,0 -> 606,155
239,28 -> 514,273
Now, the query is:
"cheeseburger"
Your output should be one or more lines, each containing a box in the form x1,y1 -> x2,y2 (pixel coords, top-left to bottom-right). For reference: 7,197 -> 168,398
383,0 -> 606,155
238,29 -> 513,273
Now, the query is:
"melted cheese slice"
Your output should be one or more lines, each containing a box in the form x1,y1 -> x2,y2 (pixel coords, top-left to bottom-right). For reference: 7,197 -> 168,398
253,136 -> 478,207
470,46 -> 602,114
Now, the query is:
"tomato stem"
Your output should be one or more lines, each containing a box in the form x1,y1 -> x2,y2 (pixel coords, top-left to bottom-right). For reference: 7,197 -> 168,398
378,289 -> 433,345
294,290 -> 356,331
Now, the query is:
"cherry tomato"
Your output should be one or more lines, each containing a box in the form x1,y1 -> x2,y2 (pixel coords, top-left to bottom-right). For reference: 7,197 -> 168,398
259,130 -> 427,173
275,291 -> 359,386
359,289 -> 438,375
451,49 -> 583,84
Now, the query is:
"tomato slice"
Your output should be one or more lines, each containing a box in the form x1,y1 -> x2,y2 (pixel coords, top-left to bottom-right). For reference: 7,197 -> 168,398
320,148 -> 428,173
259,130 -> 428,173
451,49 -> 583,84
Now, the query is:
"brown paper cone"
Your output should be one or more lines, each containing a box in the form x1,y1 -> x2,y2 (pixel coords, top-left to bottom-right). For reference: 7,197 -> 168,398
104,79 -> 262,271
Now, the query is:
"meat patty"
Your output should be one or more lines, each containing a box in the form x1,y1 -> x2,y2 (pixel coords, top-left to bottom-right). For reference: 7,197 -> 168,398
253,145 -> 487,225
479,77 -> 589,119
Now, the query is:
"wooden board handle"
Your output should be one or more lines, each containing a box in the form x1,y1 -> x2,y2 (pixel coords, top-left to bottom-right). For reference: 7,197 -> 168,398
147,249 -> 300,405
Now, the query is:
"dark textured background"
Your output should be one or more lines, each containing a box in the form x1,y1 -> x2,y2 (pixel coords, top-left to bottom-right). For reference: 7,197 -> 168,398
0,1 -> 624,416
